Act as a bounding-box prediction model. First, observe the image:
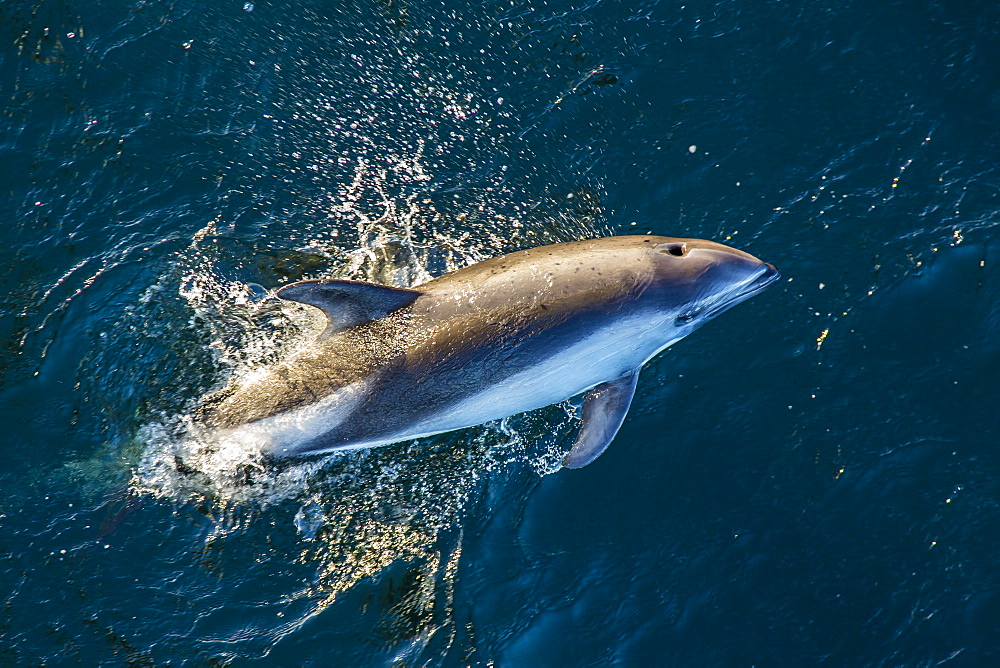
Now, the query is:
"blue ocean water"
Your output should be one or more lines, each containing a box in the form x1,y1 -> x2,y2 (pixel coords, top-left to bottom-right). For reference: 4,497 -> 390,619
2,0 -> 999,663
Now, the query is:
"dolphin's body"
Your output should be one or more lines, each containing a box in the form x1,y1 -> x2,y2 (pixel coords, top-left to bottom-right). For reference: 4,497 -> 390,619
197,235 -> 778,468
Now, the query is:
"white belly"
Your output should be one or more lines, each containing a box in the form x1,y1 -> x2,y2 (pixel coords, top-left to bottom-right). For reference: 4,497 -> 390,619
218,379 -> 370,454
217,313 -> 682,456
401,313 -> 681,440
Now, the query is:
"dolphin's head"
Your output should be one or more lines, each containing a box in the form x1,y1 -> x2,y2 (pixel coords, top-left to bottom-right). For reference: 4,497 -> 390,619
642,236 -> 780,332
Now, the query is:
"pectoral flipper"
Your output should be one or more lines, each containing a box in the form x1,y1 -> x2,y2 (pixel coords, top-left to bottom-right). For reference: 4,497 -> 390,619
562,369 -> 640,469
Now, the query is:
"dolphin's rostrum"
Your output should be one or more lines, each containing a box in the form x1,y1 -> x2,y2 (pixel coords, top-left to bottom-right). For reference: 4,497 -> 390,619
197,235 -> 779,468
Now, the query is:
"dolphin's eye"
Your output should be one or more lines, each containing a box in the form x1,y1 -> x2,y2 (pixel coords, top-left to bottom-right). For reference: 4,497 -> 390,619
658,242 -> 687,257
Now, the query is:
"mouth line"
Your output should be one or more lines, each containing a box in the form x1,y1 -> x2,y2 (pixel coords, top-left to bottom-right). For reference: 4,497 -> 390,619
678,264 -> 780,323
739,263 -> 781,297
713,265 -> 780,311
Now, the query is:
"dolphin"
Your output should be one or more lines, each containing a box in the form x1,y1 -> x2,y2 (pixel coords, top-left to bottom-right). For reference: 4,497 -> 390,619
196,235 -> 778,468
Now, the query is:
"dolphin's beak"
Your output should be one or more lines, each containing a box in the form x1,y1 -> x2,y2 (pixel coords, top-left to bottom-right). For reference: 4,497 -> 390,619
758,263 -> 780,286
689,261 -> 780,322
725,261 -> 780,307
743,263 -> 780,298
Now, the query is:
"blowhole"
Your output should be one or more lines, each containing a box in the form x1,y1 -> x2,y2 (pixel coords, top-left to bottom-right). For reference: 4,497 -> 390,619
658,242 -> 688,257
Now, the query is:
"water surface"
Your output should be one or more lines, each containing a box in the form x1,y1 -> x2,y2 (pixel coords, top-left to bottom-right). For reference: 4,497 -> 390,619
1,0 -> 999,664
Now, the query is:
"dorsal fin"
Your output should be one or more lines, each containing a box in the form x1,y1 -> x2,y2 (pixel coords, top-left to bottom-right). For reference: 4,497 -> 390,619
276,279 -> 422,336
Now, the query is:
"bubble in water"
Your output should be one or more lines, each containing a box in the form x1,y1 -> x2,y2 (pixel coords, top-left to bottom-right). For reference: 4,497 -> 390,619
245,282 -> 268,303
294,499 -> 325,539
